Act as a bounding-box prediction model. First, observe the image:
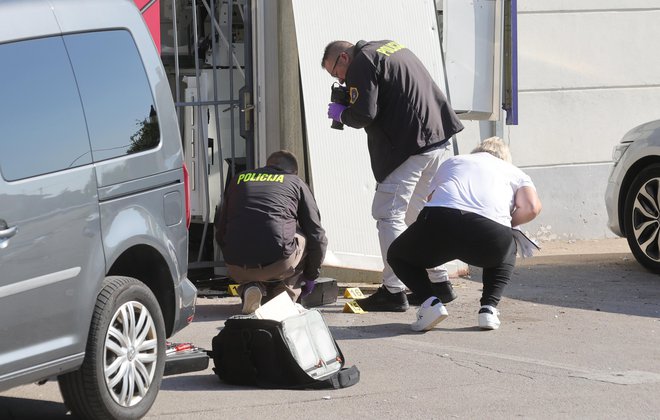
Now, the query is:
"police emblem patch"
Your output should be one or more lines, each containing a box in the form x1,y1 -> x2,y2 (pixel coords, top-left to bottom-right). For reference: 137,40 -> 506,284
349,87 -> 359,104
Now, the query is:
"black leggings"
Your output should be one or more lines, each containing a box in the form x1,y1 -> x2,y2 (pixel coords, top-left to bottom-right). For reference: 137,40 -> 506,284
387,207 -> 517,307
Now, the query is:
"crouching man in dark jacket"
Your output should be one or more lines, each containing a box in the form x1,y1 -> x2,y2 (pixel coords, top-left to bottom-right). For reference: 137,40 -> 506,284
214,150 -> 328,314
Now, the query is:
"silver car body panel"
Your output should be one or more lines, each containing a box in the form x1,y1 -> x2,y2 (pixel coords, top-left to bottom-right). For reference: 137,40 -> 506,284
0,167 -> 104,383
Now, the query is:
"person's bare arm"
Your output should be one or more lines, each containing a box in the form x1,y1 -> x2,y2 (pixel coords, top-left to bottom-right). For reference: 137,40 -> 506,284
511,186 -> 542,227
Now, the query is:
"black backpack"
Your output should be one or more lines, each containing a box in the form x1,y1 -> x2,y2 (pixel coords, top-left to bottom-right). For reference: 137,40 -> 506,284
210,310 -> 359,389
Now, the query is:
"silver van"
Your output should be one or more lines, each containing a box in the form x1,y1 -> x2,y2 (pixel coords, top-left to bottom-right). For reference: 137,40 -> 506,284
0,0 -> 196,418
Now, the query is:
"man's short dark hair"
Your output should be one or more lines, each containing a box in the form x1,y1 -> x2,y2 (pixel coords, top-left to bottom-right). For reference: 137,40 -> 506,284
321,40 -> 354,67
267,150 -> 298,174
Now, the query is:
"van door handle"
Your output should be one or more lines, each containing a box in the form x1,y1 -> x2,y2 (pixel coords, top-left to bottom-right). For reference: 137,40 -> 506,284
0,221 -> 18,249
0,225 -> 17,239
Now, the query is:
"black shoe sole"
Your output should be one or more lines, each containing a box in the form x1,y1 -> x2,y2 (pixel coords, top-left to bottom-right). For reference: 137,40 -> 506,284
406,294 -> 424,306
438,292 -> 457,304
408,291 -> 457,306
357,302 -> 409,312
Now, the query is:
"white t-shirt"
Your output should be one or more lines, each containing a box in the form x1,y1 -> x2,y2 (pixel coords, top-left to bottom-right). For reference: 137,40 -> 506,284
426,152 -> 535,227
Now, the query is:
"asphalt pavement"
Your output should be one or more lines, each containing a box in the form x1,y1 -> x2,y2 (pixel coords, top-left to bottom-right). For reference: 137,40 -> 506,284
2,238 -> 660,419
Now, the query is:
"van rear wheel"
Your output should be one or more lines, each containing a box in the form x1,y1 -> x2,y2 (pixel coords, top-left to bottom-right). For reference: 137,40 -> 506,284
58,276 -> 166,420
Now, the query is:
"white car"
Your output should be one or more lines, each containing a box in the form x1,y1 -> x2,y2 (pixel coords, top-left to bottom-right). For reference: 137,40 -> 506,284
605,119 -> 660,273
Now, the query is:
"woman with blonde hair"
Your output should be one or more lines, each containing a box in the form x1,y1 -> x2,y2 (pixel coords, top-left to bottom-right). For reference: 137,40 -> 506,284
387,137 -> 541,331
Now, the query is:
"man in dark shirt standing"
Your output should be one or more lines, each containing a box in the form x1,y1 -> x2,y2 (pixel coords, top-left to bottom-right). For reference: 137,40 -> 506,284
322,40 -> 464,312
214,150 -> 327,314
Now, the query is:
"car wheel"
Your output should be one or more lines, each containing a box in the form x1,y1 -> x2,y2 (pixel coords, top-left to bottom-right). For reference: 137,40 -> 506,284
58,276 -> 166,420
624,164 -> 660,273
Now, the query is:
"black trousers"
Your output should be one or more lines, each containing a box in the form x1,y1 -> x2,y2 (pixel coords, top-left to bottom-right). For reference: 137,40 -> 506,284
387,207 -> 517,307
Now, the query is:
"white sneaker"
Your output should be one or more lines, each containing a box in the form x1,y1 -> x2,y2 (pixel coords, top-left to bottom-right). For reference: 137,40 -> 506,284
411,296 -> 448,332
242,286 -> 262,314
478,305 -> 500,330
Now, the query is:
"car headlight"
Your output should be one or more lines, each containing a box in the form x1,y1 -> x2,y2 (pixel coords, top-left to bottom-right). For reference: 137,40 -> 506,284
612,143 -> 631,164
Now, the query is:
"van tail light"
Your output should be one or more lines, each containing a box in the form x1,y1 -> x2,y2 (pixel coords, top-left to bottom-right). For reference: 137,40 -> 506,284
182,163 -> 191,229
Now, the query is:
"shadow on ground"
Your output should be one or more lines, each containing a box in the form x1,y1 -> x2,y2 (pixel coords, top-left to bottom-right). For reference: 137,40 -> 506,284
0,397 -> 70,419
468,252 -> 660,318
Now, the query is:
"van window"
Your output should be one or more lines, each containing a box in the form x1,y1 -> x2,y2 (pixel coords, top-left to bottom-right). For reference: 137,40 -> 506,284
0,36 -> 92,181
64,30 -> 160,161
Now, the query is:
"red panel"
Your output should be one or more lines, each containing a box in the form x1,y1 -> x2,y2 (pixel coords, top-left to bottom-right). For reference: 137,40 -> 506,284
134,0 -> 161,54
133,0 -> 150,9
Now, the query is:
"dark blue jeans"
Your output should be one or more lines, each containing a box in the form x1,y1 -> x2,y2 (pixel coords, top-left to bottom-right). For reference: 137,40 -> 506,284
387,206 -> 517,307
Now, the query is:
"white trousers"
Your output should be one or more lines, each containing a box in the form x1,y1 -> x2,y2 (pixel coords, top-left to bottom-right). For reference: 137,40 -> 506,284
372,144 -> 452,292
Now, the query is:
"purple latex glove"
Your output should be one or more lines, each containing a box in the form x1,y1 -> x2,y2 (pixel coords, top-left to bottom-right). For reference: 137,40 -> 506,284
299,278 -> 316,298
327,102 -> 347,122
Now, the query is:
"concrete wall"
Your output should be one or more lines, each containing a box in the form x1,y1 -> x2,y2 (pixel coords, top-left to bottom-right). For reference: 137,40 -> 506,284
459,1 -> 660,241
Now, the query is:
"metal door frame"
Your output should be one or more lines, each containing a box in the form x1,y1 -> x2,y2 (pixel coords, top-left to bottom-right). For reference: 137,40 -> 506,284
165,0 -> 254,274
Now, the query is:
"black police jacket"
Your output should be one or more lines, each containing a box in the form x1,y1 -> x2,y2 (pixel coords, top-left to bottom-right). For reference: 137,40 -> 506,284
340,40 -> 464,182
215,166 -> 327,280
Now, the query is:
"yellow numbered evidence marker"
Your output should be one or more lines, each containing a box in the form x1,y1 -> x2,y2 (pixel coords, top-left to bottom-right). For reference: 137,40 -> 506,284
227,284 -> 240,296
343,287 -> 365,299
343,300 -> 367,314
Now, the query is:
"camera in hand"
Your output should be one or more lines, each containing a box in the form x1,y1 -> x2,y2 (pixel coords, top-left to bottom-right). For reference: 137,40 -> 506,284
330,83 -> 349,130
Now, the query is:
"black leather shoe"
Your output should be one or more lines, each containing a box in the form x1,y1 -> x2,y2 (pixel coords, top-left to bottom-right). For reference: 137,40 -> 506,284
406,292 -> 425,306
431,281 -> 457,304
358,286 -> 409,312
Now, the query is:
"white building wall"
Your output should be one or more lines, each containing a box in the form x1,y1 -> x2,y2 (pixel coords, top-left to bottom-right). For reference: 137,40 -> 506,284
459,1 -> 660,241
291,0 -> 452,271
